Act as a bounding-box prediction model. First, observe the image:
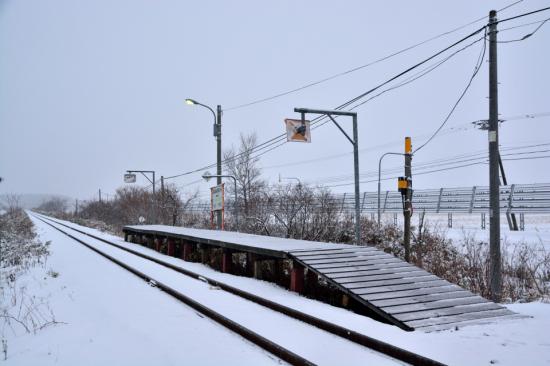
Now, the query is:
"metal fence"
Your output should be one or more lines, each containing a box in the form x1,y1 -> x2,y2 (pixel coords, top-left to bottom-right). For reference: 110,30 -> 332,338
341,183 -> 550,214
182,183 -> 550,215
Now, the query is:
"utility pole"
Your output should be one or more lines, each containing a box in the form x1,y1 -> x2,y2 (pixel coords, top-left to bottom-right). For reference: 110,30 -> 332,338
488,9 -> 502,302
403,137 -> 412,262
216,105 -> 223,230
75,199 -> 78,216
99,189 -> 102,203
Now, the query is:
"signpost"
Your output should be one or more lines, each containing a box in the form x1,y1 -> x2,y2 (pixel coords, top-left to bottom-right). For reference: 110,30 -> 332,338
124,173 -> 137,183
210,183 -> 225,230
285,118 -> 311,143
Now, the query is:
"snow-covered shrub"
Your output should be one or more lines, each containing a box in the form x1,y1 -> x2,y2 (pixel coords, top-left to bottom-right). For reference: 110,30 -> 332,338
0,208 -> 53,336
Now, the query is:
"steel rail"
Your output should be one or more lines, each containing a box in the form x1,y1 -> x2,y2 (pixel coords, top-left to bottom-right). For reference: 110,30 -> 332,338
33,212 -> 446,366
32,214 -> 315,366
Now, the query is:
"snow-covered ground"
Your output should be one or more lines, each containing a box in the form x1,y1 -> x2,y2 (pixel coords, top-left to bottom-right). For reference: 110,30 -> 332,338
382,213 -> 550,251
4,214 -> 550,365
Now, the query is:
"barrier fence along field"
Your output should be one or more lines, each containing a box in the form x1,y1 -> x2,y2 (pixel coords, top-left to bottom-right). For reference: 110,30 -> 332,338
182,183 -> 550,215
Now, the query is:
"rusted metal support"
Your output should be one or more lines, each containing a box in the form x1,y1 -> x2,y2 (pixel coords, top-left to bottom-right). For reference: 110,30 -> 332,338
290,262 -> 305,293
182,242 -> 194,261
154,237 -> 161,252
222,249 -> 233,273
167,238 -> 175,257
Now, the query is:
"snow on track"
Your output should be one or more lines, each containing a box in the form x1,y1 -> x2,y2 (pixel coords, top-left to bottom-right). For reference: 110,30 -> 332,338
8,215 -> 284,366
36,214 -> 550,366
30,215 -> 402,366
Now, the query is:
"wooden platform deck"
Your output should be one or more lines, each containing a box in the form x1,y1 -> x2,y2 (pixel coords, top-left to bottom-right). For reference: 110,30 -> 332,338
123,225 -> 520,331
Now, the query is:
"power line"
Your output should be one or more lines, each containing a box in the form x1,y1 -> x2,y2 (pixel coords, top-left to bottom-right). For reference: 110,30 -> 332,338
495,17 -> 549,43
224,0 -> 524,112
165,7 -> 550,183
309,143 -> 550,186
413,28 -> 487,154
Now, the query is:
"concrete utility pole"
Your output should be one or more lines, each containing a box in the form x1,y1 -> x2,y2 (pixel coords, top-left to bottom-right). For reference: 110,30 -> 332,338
488,9 -> 502,302
403,137 -> 412,262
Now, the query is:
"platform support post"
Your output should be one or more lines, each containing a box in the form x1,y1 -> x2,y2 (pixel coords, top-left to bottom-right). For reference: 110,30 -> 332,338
253,259 -> 262,279
246,253 -> 256,277
147,235 -> 154,249
124,232 -> 129,242
182,242 -> 194,261
222,249 -> 233,273
306,269 -> 318,295
200,245 -> 208,264
290,262 -> 305,293
273,259 -> 283,285
167,238 -> 175,256
154,237 -> 161,252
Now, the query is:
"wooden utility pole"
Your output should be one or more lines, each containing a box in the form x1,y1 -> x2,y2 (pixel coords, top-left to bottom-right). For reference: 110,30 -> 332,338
403,137 -> 412,262
99,189 -> 102,203
488,9 -> 502,302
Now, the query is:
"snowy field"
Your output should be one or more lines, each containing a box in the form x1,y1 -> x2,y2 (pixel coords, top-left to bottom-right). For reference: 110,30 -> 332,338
3,214 -> 550,365
381,213 -> 550,251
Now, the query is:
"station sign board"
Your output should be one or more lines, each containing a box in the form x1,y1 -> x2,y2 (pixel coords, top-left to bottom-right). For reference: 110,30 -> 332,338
211,183 -> 224,211
285,118 -> 311,143
124,173 -> 137,183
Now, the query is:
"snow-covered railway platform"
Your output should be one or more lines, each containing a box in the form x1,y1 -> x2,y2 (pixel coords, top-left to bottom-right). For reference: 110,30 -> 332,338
123,225 -> 519,331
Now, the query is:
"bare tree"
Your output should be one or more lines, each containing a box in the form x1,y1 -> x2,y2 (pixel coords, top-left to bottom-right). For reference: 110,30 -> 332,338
223,133 -> 266,217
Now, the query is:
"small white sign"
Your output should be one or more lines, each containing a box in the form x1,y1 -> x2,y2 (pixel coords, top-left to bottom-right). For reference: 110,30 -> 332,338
211,184 -> 224,211
285,118 -> 311,143
124,174 -> 137,183
488,131 -> 497,143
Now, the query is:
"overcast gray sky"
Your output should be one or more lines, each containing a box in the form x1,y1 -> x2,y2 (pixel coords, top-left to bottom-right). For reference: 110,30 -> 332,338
1,0 -> 549,203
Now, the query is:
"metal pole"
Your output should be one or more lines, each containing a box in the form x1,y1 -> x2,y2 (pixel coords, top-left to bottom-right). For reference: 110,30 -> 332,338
498,155 -> 519,230
403,137 -> 412,262
352,114 -> 361,245
488,9 -> 502,302
231,176 -> 238,229
377,152 -> 403,228
216,105 -> 223,230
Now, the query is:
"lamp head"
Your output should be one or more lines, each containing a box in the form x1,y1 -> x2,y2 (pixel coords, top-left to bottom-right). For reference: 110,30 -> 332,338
185,98 -> 198,105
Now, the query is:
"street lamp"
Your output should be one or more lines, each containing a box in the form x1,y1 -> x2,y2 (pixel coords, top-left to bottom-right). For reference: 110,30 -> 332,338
186,98 -> 223,229
202,171 -> 239,229
377,153 -> 404,228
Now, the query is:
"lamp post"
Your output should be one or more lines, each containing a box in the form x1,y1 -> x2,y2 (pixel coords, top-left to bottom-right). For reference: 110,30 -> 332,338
377,152 -> 404,228
294,107 -> 361,245
186,98 -> 223,229
202,172 -> 239,229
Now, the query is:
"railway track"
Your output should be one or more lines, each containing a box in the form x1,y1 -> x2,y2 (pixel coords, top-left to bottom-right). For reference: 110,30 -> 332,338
32,213 -> 446,366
